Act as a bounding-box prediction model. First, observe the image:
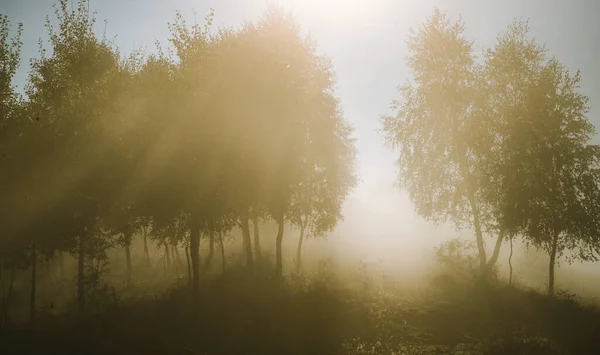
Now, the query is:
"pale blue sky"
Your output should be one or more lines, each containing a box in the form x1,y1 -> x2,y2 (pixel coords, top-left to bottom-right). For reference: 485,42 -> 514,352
3,0 -> 600,241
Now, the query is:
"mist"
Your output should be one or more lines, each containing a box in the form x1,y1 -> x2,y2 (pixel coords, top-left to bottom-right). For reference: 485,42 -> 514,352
2,1 -> 600,354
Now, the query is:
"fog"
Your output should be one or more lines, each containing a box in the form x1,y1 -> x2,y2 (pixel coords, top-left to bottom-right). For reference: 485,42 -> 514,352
2,0 -> 600,354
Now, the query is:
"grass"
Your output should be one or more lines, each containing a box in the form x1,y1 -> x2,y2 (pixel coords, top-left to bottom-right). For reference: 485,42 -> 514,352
1,263 -> 599,355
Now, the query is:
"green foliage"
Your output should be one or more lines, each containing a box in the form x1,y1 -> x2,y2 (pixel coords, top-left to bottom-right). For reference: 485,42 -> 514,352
434,239 -> 480,279
0,14 -> 22,128
382,9 -> 600,286
380,9 -> 498,272
479,18 -> 600,296
0,14 -> 24,260
0,0 -> 357,316
82,258 -> 118,313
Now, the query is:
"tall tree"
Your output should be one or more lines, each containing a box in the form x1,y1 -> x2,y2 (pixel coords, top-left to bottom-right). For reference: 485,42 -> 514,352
477,20 -> 549,270
381,9 -> 502,275
236,7 -> 356,281
26,0 -> 124,312
509,60 -> 600,296
0,15 -> 24,313
289,114 -> 357,272
482,20 -> 600,296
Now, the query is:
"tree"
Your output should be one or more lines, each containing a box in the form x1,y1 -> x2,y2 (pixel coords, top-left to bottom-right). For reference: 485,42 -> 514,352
234,7 -> 357,282
250,207 -> 266,263
381,9 -> 503,275
289,114 -> 357,272
25,0 -> 124,312
481,20 -> 600,296
0,13 -> 24,324
148,8 -> 233,293
477,19 -> 550,274
506,59 -> 600,297
0,14 -> 22,135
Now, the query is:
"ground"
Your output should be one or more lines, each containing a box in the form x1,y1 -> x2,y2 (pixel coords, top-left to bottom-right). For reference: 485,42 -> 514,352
2,265 -> 600,355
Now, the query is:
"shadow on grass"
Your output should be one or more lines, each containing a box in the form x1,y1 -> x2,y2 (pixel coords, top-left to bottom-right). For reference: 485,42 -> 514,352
1,269 -> 599,355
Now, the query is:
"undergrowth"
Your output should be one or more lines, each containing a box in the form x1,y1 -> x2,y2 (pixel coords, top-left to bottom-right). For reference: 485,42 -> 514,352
1,247 -> 599,355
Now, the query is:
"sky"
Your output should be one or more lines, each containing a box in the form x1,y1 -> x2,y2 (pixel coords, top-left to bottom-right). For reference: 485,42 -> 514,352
3,0 -> 600,248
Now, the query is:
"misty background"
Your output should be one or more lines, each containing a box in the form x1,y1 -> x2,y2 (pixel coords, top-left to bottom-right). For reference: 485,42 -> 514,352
3,0 -> 600,298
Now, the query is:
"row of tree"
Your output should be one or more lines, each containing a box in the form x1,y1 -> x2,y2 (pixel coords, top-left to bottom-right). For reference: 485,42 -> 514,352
382,9 -> 600,296
0,0 -> 357,319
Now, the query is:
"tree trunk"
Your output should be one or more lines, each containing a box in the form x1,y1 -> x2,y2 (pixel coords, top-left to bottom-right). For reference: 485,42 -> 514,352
189,221 -> 201,296
275,211 -> 284,283
219,230 -> 226,275
548,232 -> 559,297
241,232 -> 248,262
77,234 -> 86,313
143,226 -> 150,263
173,246 -> 183,268
205,228 -> 215,269
0,258 -> 3,328
467,194 -> 487,274
486,230 -> 505,272
508,234 -> 514,285
0,257 -> 3,308
164,242 -> 171,268
58,251 -> 64,280
252,214 -> 261,261
30,242 -> 36,323
296,225 -> 306,273
47,254 -> 54,281
240,209 -> 254,274
2,263 -> 17,327
185,243 -> 192,287
162,252 -> 167,278
125,232 -> 133,286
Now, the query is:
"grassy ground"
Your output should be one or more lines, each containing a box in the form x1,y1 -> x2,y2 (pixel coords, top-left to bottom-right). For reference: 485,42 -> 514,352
2,264 -> 600,355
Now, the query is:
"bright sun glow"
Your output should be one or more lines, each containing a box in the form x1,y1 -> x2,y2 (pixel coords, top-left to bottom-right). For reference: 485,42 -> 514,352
280,0 -> 382,25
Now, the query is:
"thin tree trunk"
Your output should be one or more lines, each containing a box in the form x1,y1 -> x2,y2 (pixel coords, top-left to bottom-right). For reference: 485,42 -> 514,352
508,234 -> 514,285
30,242 -> 36,323
275,211 -> 284,283
164,242 -> 171,268
548,232 -> 559,297
2,264 -> 17,327
468,195 -> 487,275
190,221 -> 201,296
47,255 -> 53,281
162,251 -> 167,278
205,227 -> 215,269
185,243 -> 192,286
143,226 -> 150,263
241,232 -> 248,262
8,266 -> 15,319
252,214 -> 261,261
125,242 -> 132,285
173,246 -> 183,269
219,230 -> 226,275
240,209 -> 254,274
0,258 -> 4,328
296,225 -> 306,273
77,234 -> 86,313
486,230 -> 505,271
125,245 -> 132,284
58,251 -> 64,280
0,257 -> 3,308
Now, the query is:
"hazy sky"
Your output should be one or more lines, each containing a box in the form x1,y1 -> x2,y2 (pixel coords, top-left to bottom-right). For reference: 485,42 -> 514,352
3,0 -> 600,243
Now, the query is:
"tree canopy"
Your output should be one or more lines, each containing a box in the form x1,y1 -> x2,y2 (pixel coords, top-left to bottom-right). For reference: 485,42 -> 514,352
0,0 -> 357,311
382,9 -> 600,294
